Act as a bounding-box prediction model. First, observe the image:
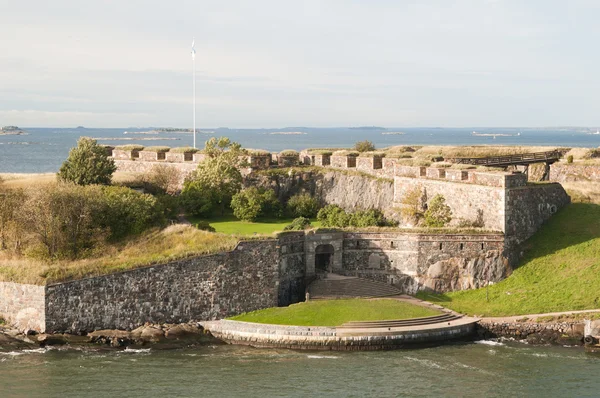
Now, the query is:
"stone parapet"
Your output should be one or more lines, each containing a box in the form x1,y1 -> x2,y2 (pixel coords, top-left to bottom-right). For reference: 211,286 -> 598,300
331,155 -> 357,169
0,282 -> 46,333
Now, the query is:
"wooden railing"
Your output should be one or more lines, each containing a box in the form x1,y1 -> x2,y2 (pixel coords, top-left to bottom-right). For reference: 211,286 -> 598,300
448,150 -> 562,167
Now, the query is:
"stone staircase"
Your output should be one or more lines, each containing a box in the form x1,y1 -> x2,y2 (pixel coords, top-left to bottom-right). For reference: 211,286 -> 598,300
307,274 -> 402,299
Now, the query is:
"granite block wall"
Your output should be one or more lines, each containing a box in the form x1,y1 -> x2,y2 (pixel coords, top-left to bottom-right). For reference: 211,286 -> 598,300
44,240 -> 281,333
0,282 -> 46,332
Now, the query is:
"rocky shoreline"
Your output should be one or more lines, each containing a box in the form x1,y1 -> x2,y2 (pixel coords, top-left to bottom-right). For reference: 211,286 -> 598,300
0,322 -> 222,352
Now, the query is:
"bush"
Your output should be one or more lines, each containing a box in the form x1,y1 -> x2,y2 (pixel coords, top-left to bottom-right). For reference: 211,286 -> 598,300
317,205 -> 350,227
58,137 -> 117,185
194,221 -> 216,232
98,186 -> 164,241
286,193 -> 320,218
231,187 -> 264,221
349,209 -> 387,227
424,194 -> 453,227
180,180 -> 214,217
142,164 -> 182,195
353,140 -> 375,153
400,186 -> 426,225
230,187 -> 283,221
284,217 -> 312,231
567,155 -> 574,164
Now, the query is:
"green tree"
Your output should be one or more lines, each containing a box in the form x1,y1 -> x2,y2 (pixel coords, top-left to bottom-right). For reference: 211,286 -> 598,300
286,193 -> 320,218
58,137 -> 117,185
317,204 -> 350,227
400,186 -> 426,225
0,186 -> 26,252
283,217 -> 312,231
353,140 -> 375,152
230,187 -> 264,221
424,194 -> 453,227
186,137 -> 246,214
180,180 -> 215,217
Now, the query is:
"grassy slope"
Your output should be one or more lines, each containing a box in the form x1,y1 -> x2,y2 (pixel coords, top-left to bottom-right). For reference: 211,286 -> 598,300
0,225 -> 241,285
188,213 -> 322,236
417,202 -> 600,316
229,298 -> 440,326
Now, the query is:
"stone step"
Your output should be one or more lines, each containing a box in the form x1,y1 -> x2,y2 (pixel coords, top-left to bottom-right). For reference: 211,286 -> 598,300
340,313 -> 460,329
308,276 -> 402,299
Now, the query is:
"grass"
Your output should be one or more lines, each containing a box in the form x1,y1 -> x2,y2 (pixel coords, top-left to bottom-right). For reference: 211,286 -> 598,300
417,201 -> 600,317
188,213 -> 322,236
0,171 -> 142,189
228,298 -> 441,326
0,225 -> 242,285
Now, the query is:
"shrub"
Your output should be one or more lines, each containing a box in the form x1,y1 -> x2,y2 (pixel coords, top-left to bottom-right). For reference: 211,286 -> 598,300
97,186 -> 164,241
230,187 -> 283,221
142,164 -> 182,195
400,186 -> 426,225
284,217 -> 312,231
353,140 -> 375,153
58,137 -> 117,185
349,209 -> 387,227
317,205 -> 350,227
230,187 -> 264,221
567,155 -> 574,164
260,189 -> 284,218
194,221 -> 216,232
286,193 -> 320,218
180,180 -> 214,217
424,194 -> 453,227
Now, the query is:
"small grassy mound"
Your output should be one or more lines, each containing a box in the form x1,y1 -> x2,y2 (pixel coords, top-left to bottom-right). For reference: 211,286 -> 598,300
228,298 -> 440,326
418,202 -> 600,317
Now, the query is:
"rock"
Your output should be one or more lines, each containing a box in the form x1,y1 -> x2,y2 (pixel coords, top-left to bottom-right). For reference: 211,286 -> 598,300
88,329 -> 133,347
131,326 -> 165,344
37,334 -> 68,346
165,324 -> 201,340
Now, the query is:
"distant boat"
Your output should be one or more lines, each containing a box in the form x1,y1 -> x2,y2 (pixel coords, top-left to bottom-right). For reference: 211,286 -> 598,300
589,129 -> 600,135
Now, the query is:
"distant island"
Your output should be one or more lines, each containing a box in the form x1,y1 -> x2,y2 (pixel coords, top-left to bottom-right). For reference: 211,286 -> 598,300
349,126 -> 386,130
0,126 -> 28,135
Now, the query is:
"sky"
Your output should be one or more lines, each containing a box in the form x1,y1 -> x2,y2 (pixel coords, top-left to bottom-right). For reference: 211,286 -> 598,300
0,0 -> 599,128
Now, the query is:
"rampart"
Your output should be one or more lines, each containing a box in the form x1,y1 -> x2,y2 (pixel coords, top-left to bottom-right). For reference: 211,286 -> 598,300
2,230 -> 516,333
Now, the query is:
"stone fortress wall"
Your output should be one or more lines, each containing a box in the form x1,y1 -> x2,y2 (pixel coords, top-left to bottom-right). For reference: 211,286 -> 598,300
3,230 -> 514,333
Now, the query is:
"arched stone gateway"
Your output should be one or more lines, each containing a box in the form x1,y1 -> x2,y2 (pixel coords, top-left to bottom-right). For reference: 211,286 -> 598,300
315,244 -> 335,272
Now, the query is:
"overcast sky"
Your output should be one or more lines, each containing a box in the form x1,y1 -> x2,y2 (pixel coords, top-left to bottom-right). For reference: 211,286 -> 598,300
0,0 -> 598,128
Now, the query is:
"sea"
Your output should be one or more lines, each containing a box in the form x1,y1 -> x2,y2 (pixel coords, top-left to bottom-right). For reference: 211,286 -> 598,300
1,340 -> 600,397
1,127 -> 599,173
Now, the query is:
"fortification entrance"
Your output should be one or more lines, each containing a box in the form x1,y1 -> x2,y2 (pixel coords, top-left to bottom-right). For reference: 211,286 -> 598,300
315,244 -> 334,272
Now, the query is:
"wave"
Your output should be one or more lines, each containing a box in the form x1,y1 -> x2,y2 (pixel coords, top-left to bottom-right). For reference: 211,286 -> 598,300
475,339 -> 504,346
306,355 -> 338,359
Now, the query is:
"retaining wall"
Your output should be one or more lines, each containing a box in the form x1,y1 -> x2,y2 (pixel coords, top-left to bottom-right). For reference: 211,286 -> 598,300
0,282 -> 46,332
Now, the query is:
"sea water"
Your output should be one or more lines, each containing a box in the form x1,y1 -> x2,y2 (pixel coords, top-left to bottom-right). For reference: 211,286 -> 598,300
1,341 -> 599,397
1,127 -> 599,173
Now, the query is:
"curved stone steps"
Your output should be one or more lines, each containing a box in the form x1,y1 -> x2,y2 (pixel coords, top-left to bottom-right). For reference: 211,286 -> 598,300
339,313 -> 461,329
308,276 -> 402,299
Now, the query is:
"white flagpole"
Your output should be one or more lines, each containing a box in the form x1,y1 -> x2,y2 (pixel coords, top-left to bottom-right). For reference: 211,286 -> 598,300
191,38 -> 196,149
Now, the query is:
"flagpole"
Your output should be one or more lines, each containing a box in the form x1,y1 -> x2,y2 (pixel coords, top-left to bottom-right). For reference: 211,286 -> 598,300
192,38 -> 196,149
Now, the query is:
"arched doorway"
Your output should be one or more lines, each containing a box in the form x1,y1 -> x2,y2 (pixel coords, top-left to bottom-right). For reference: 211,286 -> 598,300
315,244 -> 335,273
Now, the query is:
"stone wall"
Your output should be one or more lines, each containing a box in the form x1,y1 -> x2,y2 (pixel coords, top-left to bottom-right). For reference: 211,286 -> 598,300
550,163 -> 600,183
44,240 -> 281,333
505,183 -> 571,243
0,282 -> 46,332
393,175 -> 506,230
247,170 -> 394,215
339,232 -> 509,294
478,319 -> 585,345
277,232 -> 307,306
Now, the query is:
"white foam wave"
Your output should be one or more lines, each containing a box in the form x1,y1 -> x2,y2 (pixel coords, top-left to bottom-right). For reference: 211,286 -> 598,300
475,339 -> 504,346
123,347 -> 151,354
307,355 -> 338,359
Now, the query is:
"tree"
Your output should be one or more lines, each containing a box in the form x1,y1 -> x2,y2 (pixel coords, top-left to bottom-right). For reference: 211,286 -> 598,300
286,193 -> 320,218
353,140 -> 375,153
230,187 -> 264,221
400,186 -> 426,226
142,164 -> 182,195
185,137 -> 246,215
179,180 -> 214,217
0,186 -> 26,252
424,194 -> 453,227
58,137 -> 117,185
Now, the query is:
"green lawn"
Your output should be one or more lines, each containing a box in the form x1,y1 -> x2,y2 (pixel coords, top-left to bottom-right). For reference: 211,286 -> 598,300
417,203 -> 600,317
188,213 -> 321,236
228,298 -> 441,326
